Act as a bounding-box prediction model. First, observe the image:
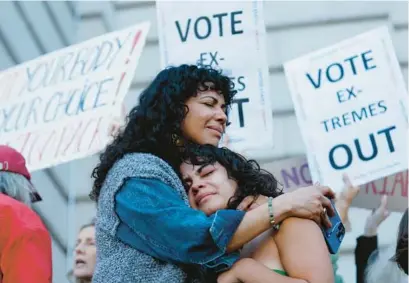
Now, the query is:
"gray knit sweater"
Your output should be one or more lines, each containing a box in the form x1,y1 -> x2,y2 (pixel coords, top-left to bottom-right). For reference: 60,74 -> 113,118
92,153 -> 191,283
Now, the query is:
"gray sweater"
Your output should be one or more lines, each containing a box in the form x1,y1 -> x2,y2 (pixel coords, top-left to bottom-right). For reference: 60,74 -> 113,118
92,153 -> 191,283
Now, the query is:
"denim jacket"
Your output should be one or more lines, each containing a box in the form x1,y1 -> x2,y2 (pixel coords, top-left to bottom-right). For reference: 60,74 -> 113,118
94,153 -> 244,283
115,177 -> 245,273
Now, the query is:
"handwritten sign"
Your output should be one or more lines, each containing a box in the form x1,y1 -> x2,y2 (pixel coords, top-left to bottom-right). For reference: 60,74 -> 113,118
0,22 -> 150,171
283,26 -> 408,191
156,1 -> 273,152
262,156 -> 408,212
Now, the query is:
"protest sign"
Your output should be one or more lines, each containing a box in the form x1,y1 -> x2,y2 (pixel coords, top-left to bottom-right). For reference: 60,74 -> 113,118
156,0 -> 273,152
0,22 -> 150,171
262,155 -> 407,212
284,26 -> 408,192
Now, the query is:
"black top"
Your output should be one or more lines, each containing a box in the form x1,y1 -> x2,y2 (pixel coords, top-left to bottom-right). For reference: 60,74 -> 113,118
355,235 -> 378,283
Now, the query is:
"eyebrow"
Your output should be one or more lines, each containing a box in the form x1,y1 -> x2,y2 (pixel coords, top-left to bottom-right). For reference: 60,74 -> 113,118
199,95 -> 218,101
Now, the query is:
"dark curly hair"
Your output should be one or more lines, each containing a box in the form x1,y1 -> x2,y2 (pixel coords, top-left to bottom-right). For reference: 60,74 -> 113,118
391,208 -> 408,274
90,65 -> 236,201
181,144 -> 283,209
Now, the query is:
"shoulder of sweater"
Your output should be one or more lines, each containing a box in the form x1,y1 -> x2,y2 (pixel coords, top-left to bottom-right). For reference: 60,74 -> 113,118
112,153 -> 182,187
106,152 -> 189,204
120,152 -> 175,172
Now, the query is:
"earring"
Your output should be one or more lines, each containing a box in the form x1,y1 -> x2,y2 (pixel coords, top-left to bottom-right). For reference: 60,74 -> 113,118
172,134 -> 184,147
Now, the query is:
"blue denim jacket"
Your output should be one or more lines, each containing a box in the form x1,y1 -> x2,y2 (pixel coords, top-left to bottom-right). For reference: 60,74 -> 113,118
115,177 -> 245,273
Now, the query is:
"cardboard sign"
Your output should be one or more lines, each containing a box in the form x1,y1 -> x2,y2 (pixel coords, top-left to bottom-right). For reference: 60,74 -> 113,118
284,26 -> 408,191
262,155 -> 407,212
0,22 -> 150,171
156,0 -> 273,152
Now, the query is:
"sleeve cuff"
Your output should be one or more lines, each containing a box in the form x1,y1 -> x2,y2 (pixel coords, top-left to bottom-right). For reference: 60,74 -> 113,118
203,251 -> 241,273
209,210 -> 245,252
356,235 -> 378,250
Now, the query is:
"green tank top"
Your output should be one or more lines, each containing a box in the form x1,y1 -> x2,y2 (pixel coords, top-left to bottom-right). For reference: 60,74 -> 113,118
273,269 -> 288,276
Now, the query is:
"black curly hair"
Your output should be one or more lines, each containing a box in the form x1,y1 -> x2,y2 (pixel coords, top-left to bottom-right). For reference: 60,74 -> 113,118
90,65 -> 236,201
391,208 -> 408,275
181,144 -> 283,209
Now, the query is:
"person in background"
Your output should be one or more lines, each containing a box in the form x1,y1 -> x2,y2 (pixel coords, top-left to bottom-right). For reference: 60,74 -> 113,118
354,195 -> 391,283
334,174 -> 408,283
74,221 -> 96,283
0,145 -> 52,283
391,209 -> 408,275
364,207 -> 407,283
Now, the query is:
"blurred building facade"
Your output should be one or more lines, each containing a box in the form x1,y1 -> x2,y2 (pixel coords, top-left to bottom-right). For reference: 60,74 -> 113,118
0,1 -> 407,282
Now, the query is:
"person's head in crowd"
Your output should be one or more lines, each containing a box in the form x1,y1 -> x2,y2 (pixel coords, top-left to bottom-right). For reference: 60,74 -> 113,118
0,145 -> 41,206
392,208 -> 408,275
74,220 -> 96,283
91,65 -> 236,201
180,144 -> 282,215
366,208 -> 408,283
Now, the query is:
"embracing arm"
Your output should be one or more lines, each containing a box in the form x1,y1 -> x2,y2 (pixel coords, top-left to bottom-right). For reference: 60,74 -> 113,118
226,196 -> 290,252
227,185 -> 336,253
275,217 -> 334,283
115,178 -> 280,271
115,178 -> 335,270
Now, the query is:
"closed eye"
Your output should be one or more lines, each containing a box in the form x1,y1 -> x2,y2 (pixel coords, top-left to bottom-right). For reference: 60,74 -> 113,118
202,98 -> 217,107
203,170 -> 213,177
200,165 -> 215,177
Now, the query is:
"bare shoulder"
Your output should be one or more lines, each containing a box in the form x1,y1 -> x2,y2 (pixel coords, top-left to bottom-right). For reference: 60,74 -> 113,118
279,217 -> 320,231
274,218 -> 334,282
276,217 -> 323,242
250,230 -> 284,270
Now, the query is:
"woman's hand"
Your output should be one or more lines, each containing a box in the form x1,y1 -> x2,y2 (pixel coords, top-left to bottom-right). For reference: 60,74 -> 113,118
237,185 -> 336,228
335,174 -> 360,231
280,185 -> 336,228
364,195 -> 390,236
226,185 -> 336,252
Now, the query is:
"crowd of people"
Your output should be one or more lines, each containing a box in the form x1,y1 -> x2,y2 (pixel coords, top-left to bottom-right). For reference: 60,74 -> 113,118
0,65 -> 407,283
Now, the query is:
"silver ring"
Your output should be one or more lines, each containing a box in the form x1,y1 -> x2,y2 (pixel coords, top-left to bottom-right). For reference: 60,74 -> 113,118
322,208 -> 327,215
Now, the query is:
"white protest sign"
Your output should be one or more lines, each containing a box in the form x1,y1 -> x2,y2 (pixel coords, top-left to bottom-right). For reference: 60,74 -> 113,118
262,156 -> 408,212
284,26 -> 408,192
0,22 -> 150,171
156,1 -> 273,152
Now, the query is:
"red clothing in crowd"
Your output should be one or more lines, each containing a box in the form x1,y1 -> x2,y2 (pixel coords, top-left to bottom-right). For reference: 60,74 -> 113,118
0,194 -> 52,283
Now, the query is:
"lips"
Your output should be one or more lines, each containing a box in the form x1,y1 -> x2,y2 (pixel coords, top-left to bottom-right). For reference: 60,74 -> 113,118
196,192 -> 215,205
75,259 -> 86,266
207,126 -> 223,136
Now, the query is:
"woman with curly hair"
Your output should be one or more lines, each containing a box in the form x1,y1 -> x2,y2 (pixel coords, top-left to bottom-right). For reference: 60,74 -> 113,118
180,144 -> 335,283
90,64 -> 336,283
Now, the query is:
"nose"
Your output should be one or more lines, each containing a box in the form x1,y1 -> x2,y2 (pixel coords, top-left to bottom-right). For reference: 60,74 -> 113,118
190,180 -> 205,195
75,243 -> 85,255
215,107 -> 227,126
